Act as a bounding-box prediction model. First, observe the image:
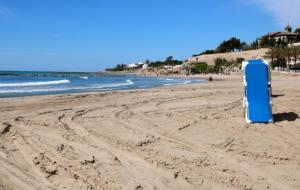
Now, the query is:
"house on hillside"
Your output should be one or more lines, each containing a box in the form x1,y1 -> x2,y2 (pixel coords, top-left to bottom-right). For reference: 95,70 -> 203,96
257,24 -> 299,45
126,61 -> 145,69
142,63 -> 148,70
126,63 -> 138,68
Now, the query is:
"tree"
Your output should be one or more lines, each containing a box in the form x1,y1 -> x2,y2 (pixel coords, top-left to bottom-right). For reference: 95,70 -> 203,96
192,50 -> 215,57
105,64 -> 127,71
236,57 -> 244,64
215,40 -> 227,53
214,58 -> 228,73
166,56 -> 173,62
116,64 -> 127,71
249,41 -> 258,49
165,56 -> 173,65
199,49 -> 215,55
164,56 -> 183,66
265,47 -> 277,66
260,36 -> 275,48
276,47 -> 286,69
149,61 -> 164,68
266,46 -> 288,69
241,42 -> 247,49
282,47 -> 292,70
290,46 -> 300,66
215,37 -> 243,53
294,28 -> 300,42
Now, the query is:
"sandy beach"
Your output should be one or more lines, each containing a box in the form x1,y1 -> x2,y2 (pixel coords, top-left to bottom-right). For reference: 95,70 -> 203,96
0,74 -> 299,190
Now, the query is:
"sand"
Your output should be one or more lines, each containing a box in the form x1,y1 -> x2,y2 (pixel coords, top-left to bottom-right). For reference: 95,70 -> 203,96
0,74 -> 299,190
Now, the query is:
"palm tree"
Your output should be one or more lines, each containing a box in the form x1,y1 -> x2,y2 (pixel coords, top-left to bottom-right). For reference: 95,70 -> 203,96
265,45 -> 300,70
290,46 -> 300,66
264,47 -> 276,65
282,47 -> 292,70
275,47 -> 286,70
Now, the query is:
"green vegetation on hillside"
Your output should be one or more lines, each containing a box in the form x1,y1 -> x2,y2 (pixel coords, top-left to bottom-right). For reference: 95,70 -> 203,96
107,28 -> 300,73
191,62 -> 208,74
105,64 -> 128,72
148,56 -> 183,68
105,56 -> 182,72
216,37 -> 243,53
190,57 -> 244,74
193,37 -> 258,57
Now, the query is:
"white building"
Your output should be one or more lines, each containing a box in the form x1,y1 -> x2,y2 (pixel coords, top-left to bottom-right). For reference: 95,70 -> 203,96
126,61 -> 146,69
142,63 -> 148,70
126,63 -> 138,68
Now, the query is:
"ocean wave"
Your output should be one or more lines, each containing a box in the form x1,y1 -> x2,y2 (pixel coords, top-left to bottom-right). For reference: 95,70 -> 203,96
94,79 -> 134,88
0,80 -> 70,87
0,86 -> 103,94
0,80 -> 134,94
0,88 -> 73,94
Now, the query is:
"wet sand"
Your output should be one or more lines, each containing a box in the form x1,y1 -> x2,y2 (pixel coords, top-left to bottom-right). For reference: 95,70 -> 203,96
0,74 -> 299,190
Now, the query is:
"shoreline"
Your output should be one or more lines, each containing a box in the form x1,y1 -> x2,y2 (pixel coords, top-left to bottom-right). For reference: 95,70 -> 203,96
0,74 -> 213,99
0,80 -> 207,100
0,74 -> 235,100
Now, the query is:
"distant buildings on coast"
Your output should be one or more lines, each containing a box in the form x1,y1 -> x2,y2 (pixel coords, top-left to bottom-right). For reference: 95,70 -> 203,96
115,24 -> 300,74
126,61 -> 145,69
257,24 -> 300,46
188,24 -> 300,67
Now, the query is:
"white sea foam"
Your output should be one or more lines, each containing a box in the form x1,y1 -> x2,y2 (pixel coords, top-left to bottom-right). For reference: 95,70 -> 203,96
0,80 -> 134,94
158,77 -> 173,80
80,76 -> 88,80
0,88 -> 73,94
95,79 -> 134,88
0,80 -> 70,87
163,80 -> 191,86
183,80 -> 191,84
163,83 -> 182,86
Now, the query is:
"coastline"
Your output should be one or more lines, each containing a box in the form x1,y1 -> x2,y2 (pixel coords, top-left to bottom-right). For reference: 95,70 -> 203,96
0,74 -> 299,190
0,72 -> 210,99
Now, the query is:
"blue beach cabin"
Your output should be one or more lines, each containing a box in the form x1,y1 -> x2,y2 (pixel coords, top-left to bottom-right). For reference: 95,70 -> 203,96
242,59 -> 273,123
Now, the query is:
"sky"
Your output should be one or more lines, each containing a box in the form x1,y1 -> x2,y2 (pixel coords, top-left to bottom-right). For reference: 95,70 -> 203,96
0,0 -> 299,72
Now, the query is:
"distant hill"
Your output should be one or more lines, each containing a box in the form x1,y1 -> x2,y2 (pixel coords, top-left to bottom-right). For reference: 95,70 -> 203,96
187,48 -> 269,65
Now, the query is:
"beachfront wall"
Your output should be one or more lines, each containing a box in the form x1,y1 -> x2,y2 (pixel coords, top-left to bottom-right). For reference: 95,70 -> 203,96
188,48 -> 269,65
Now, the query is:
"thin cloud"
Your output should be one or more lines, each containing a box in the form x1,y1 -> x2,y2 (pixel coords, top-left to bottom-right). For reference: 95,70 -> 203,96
250,0 -> 300,28
0,6 -> 12,16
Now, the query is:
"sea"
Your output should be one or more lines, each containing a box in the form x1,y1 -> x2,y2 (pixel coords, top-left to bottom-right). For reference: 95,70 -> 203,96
0,71 -> 206,98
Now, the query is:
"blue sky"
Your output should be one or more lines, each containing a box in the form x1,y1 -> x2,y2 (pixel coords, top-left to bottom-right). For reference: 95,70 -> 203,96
0,0 -> 299,72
